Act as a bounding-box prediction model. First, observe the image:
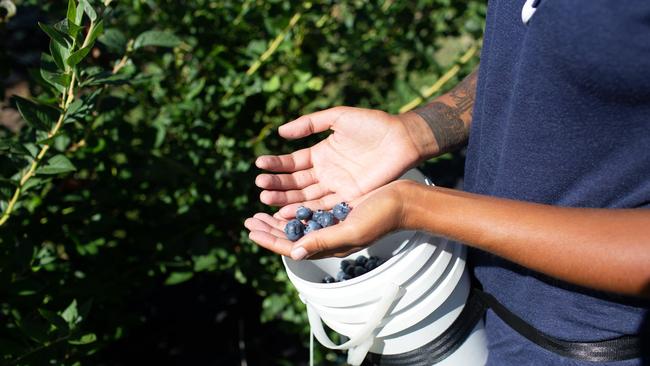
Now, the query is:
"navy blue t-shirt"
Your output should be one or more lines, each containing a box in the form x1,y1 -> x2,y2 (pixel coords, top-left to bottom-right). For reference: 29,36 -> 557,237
465,1 -> 650,365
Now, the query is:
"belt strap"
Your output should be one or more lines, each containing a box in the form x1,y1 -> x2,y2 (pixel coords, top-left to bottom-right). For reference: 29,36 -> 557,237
473,288 -> 648,362
363,289 -> 485,366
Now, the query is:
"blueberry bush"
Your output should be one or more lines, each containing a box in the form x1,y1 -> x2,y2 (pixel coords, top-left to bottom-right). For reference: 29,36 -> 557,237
0,1 -> 484,364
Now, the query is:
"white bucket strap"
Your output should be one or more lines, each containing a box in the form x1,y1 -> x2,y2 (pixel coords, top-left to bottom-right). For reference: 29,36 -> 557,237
305,282 -> 403,366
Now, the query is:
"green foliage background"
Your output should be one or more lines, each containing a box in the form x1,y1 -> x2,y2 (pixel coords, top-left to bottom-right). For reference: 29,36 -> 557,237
0,0 -> 484,364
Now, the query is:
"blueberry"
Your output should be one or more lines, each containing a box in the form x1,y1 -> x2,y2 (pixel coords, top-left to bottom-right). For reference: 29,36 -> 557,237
344,265 -> 356,276
354,256 -> 368,266
336,271 -> 351,281
353,266 -> 367,277
369,256 -> 380,262
332,202 -> 351,221
284,219 -> 305,242
304,220 -> 322,234
376,258 -> 386,267
340,259 -> 353,271
296,206 -> 312,221
312,209 -> 325,223
316,211 -> 336,228
322,275 -> 336,283
365,258 -> 378,271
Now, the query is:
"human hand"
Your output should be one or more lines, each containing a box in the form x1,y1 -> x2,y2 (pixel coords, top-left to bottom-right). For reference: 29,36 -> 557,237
255,107 -> 425,219
244,181 -> 411,260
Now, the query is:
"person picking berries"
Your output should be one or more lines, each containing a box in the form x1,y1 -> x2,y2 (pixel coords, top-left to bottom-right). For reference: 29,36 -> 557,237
245,2 -> 650,365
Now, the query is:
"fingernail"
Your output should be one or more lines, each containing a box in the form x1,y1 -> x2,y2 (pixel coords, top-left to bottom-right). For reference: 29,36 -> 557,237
291,247 -> 308,260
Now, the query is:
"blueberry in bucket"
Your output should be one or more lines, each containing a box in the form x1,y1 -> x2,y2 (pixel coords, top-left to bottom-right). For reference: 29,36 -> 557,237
340,259 -> 353,271
323,255 -> 386,283
322,275 -> 336,283
355,256 -> 368,266
353,266 -> 367,277
365,257 -> 378,270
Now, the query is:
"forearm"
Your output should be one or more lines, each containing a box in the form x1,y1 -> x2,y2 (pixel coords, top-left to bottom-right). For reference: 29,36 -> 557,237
399,182 -> 650,298
399,68 -> 479,160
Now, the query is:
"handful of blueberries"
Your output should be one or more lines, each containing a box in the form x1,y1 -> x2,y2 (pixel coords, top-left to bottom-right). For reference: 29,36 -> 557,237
284,202 -> 351,241
322,255 -> 386,283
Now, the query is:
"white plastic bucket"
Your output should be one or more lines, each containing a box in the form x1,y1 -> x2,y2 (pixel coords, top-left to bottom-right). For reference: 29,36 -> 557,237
281,170 -> 488,365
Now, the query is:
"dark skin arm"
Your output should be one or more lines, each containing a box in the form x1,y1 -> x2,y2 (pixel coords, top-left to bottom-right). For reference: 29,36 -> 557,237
246,181 -> 650,298
246,64 -> 650,299
399,68 -> 478,157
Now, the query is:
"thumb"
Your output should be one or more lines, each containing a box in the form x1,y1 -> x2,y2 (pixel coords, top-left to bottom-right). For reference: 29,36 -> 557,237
279,107 -> 348,140
290,222 -> 358,260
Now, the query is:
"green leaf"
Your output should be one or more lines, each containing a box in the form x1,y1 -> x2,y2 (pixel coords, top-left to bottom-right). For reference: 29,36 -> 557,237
60,299 -> 80,327
88,20 -> 104,45
74,1 -> 84,24
36,154 -> 76,175
134,30 -> 181,50
50,38 -> 72,71
67,0 -> 77,25
99,28 -> 127,53
38,22 -> 72,47
13,96 -> 59,131
307,77 -> 324,91
80,0 -> 97,21
21,177 -> 45,193
55,19 -> 83,40
38,308 -> 70,332
66,20 -> 104,66
66,45 -> 92,67
164,271 -> 194,285
82,71 -> 131,87
0,139 -> 31,155
69,333 -> 97,345
36,135 -> 58,146
262,75 -> 281,92
41,54 -> 71,92
23,143 -> 39,158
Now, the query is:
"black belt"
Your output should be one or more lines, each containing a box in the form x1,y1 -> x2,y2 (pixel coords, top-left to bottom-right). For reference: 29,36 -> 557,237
363,289 -> 486,365
473,288 -> 647,362
364,288 -> 647,365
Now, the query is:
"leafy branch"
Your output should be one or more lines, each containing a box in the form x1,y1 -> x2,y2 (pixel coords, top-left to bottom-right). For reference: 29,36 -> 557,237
0,0 -> 102,226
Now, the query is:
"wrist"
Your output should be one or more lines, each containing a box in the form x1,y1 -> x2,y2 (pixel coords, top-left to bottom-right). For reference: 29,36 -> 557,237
393,180 -> 427,230
395,111 -> 441,161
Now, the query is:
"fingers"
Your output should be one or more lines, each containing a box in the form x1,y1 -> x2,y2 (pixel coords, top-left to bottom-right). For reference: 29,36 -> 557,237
290,222 -> 359,260
245,214 -> 292,256
255,169 -> 317,190
277,193 -> 344,219
255,148 -> 312,173
244,216 -> 285,237
260,184 -> 330,206
248,230 -> 293,257
253,213 -> 286,231
278,107 -> 348,139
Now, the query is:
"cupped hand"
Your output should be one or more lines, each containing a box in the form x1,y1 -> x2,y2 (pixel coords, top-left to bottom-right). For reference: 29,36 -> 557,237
244,181 -> 409,260
255,107 -> 422,219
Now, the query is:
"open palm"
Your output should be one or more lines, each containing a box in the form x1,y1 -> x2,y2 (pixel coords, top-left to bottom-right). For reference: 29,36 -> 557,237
256,107 -> 420,218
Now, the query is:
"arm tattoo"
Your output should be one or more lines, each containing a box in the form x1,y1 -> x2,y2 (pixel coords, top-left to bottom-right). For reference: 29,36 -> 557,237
413,70 -> 478,153
413,102 -> 467,153
449,71 -> 478,117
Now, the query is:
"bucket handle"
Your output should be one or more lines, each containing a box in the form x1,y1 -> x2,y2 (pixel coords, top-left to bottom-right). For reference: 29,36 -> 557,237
305,282 -> 403,366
